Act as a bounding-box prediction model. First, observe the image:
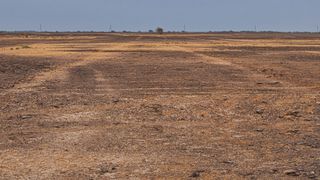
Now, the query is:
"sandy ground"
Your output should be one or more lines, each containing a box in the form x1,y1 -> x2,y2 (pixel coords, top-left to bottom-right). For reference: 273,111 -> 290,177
0,32 -> 319,179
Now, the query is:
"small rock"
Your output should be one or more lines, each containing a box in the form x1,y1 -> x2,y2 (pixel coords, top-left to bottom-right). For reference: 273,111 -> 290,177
271,168 -> 278,174
112,98 -> 119,103
255,109 -> 264,114
286,111 -> 301,117
98,163 -> 117,175
20,115 -> 32,119
255,128 -> 264,132
269,81 -> 280,85
53,105 -> 59,108
190,171 -> 200,178
287,129 -> 299,134
222,160 -> 234,164
223,95 -> 228,101
284,169 -> 300,176
190,170 -> 204,178
307,171 -> 317,179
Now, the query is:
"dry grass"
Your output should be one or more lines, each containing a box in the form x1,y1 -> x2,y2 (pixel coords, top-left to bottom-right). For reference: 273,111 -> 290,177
0,33 -> 319,179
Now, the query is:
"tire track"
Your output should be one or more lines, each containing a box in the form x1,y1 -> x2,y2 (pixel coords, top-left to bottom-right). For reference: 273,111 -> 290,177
4,53 -> 120,94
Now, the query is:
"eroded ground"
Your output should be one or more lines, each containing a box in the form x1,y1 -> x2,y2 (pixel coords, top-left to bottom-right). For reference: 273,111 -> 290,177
0,32 -> 319,179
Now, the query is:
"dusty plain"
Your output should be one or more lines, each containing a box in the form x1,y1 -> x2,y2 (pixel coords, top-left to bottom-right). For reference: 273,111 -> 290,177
0,32 -> 319,179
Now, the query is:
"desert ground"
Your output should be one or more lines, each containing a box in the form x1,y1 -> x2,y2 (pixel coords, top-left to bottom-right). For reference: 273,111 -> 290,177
0,32 -> 319,179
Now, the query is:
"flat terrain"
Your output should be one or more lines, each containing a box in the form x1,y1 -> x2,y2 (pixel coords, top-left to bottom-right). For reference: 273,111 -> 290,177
0,32 -> 319,179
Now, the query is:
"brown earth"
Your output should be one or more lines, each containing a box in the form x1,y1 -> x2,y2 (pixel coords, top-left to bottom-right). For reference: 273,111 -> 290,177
0,32 -> 319,179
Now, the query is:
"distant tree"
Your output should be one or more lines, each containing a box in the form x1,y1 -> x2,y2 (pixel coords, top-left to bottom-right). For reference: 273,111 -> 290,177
148,30 -> 154,33
156,27 -> 164,34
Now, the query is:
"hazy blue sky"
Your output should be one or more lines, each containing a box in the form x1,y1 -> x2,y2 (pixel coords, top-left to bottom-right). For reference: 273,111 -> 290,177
1,0 -> 319,32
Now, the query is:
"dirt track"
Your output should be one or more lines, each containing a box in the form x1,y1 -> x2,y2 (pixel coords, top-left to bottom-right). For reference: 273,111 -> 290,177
0,33 -> 319,179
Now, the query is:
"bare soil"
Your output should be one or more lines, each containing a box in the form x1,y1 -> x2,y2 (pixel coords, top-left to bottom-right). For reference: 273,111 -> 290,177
0,33 -> 319,179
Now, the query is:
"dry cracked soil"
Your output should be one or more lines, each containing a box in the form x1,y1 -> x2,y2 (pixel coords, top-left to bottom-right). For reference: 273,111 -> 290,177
0,32 -> 319,179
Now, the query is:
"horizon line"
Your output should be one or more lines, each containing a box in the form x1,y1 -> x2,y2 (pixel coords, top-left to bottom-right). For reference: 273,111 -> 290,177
1,30 -> 320,34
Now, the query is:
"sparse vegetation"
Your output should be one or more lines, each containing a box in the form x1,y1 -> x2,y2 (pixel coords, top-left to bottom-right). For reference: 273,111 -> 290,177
21,45 -> 31,49
0,32 -> 319,179
156,27 -> 164,34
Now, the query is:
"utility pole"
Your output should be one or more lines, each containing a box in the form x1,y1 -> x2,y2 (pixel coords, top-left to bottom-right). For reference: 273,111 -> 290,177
183,24 -> 186,32
254,25 -> 257,32
108,25 -> 112,32
40,24 -> 42,32
317,25 -> 319,33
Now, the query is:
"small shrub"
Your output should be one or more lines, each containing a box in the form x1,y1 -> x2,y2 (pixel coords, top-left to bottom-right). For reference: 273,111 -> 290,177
156,27 -> 164,34
21,45 -> 31,49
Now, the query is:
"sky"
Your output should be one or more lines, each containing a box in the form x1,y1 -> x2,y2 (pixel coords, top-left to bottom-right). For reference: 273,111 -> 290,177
0,0 -> 319,32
